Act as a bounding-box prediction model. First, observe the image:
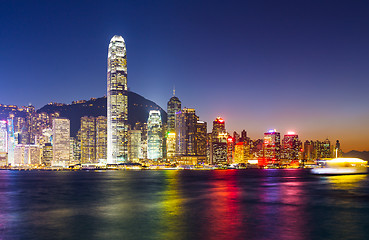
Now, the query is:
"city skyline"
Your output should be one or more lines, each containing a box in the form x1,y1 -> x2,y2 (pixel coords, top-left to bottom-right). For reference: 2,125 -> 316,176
1,1 -> 368,151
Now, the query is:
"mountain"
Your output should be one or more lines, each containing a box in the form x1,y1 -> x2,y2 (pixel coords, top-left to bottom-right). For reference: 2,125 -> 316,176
37,91 -> 167,137
343,151 -> 369,161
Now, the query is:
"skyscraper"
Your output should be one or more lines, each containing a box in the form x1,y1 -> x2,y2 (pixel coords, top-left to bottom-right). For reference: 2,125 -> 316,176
96,116 -> 107,161
211,117 -> 228,165
263,129 -> 281,164
107,35 -> 128,164
175,108 -> 197,156
0,120 -> 7,153
80,116 -> 96,163
147,110 -> 162,160
281,132 -> 300,160
167,90 -> 181,133
52,118 -> 70,166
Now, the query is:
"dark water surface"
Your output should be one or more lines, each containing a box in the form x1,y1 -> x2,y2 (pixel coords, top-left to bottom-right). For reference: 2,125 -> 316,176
1,169 -> 369,240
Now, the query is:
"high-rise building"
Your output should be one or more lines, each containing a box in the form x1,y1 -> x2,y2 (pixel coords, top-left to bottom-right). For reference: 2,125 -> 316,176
303,140 -> 316,161
147,110 -> 162,160
52,118 -> 70,166
167,91 -> 181,133
7,115 -> 15,165
195,120 -> 207,157
263,129 -> 281,164
316,139 -> 331,159
80,116 -> 96,163
166,132 -> 176,160
134,122 -> 148,160
0,120 -> 7,153
128,130 -> 141,162
234,142 -> 250,164
107,35 -> 128,164
175,108 -> 197,156
211,117 -> 227,165
24,145 -> 42,165
96,116 -> 107,161
42,143 -> 53,166
281,132 -> 300,160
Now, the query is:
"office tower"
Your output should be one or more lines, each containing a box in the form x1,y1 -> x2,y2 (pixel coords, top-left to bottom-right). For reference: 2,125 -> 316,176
315,139 -> 331,159
227,136 -> 234,164
303,140 -> 316,161
134,122 -> 148,159
233,131 -> 240,143
263,129 -> 281,163
24,145 -> 42,165
335,140 -> 342,158
128,130 -> 141,162
211,117 -> 227,165
175,108 -> 197,156
167,91 -> 181,133
281,132 -> 300,160
96,116 -> 107,161
80,116 -> 96,163
107,35 -> 128,164
234,142 -> 250,164
240,130 -> 248,142
0,120 -> 7,153
147,110 -> 162,160
42,143 -> 53,166
195,120 -> 207,156
166,132 -> 176,160
7,115 -> 15,165
14,144 -> 25,165
250,139 -> 264,158
52,118 -> 70,166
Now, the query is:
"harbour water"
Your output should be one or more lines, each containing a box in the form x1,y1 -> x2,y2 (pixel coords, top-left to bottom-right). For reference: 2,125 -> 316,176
1,169 -> 369,240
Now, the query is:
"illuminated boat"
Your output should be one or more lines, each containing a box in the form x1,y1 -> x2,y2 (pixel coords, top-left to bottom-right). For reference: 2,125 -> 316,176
311,158 -> 368,175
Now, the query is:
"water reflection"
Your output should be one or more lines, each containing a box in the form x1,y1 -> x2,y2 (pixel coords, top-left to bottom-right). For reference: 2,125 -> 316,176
327,175 -> 367,190
205,170 -> 241,240
157,170 -> 185,239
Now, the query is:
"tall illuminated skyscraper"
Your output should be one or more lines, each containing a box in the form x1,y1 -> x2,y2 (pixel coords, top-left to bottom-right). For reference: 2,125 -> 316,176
167,90 -> 181,133
80,116 -> 96,163
107,35 -> 128,164
0,120 -> 7,153
52,118 -> 70,166
263,129 -> 281,163
211,117 -> 228,165
147,110 -> 162,160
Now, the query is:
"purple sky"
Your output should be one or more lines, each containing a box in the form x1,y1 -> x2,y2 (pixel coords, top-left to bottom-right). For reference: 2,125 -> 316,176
1,0 -> 368,151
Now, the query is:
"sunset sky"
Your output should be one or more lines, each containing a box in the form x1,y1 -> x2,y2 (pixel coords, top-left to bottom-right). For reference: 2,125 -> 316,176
1,0 -> 368,151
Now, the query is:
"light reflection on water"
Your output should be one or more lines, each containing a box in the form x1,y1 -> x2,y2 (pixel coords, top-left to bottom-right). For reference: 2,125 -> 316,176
0,170 -> 369,239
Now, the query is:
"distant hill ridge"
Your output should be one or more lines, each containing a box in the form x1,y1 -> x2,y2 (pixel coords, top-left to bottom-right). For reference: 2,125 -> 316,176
343,150 -> 369,161
37,91 -> 167,137
0,91 -> 166,138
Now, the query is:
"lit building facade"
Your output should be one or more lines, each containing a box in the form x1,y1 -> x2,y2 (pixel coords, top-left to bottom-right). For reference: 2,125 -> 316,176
195,120 -> 207,157
166,132 -> 176,160
0,120 -> 7,153
175,108 -> 197,156
80,116 -> 96,163
281,132 -> 300,160
211,117 -> 227,165
107,35 -> 128,164
263,129 -> 281,163
167,93 -> 181,133
96,116 -> 107,161
147,110 -> 162,160
234,142 -> 250,164
42,143 -> 53,166
52,118 -> 70,166
128,130 -> 142,162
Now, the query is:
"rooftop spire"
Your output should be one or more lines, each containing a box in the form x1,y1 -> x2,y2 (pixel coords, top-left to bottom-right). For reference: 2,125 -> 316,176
173,85 -> 175,96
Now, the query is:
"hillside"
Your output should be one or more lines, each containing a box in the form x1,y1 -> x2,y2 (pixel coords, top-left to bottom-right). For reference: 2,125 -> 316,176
37,91 -> 167,137
343,151 -> 369,161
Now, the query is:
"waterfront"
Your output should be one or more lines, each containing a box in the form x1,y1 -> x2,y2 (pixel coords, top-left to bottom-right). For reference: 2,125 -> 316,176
1,169 -> 369,240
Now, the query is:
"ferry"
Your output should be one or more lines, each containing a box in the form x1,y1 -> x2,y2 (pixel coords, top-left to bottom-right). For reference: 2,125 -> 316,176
311,158 -> 368,175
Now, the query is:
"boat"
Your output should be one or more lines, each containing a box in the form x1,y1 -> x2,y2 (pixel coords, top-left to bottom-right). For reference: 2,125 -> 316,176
311,158 -> 368,175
